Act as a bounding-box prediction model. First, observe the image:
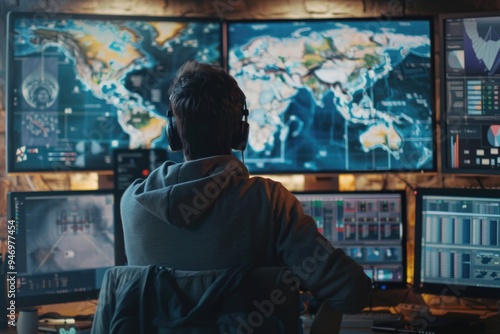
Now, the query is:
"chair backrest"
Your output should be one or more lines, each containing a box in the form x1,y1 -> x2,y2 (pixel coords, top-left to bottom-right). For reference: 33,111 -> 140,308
309,301 -> 343,334
92,266 -> 304,334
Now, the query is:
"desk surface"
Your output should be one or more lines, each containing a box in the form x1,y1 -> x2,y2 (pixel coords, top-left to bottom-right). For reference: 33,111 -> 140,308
307,316 -> 500,334
0,326 -> 498,333
0,317 -> 498,333
0,327 -> 498,333
0,328 -> 374,333
0,326 -> 376,334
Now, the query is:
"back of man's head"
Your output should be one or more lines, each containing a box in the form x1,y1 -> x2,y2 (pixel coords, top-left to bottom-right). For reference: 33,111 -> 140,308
168,60 -> 246,160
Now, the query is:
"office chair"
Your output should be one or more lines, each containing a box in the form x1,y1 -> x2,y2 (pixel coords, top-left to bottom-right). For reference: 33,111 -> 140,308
91,265 -> 342,334
309,301 -> 343,334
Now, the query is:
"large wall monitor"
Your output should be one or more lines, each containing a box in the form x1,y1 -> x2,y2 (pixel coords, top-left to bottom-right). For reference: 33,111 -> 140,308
227,18 -> 435,174
7,190 -> 124,307
441,12 -> 500,174
414,188 -> 500,299
293,191 -> 407,289
6,12 -> 221,173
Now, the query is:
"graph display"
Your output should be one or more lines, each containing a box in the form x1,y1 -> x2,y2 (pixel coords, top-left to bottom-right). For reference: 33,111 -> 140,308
415,188 -> 500,298
441,13 -> 500,174
228,18 -> 435,173
6,12 -> 221,173
293,191 -> 406,288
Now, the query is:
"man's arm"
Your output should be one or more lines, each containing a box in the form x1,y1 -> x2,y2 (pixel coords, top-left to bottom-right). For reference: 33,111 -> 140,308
272,184 -> 373,314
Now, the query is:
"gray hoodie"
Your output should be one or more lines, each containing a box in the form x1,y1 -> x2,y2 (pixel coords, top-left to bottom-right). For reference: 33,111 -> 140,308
121,155 -> 372,313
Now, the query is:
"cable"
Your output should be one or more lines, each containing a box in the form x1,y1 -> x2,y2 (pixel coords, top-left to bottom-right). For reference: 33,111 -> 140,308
459,297 -> 499,312
475,177 -> 484,189
381,173 -> 389,191
395,174 -> 417,192
24,175 -> 36,191
400,283 -> 415,305
39,175 -> 54,191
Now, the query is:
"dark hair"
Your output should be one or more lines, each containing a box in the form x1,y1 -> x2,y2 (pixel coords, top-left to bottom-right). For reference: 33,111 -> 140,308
168,60 -> 246,160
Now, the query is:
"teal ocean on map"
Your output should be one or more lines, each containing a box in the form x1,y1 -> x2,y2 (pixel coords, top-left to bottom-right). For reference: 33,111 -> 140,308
228,19 -> 435,173
8,13 -> 221,172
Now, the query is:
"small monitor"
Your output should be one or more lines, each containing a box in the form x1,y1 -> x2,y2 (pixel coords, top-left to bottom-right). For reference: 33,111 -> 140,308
414,188 -> 500,299
6,12 -> 221,173
293,190 -> 407,289
227,18 -> 436,174
113,148 -> 167,192
6,190 -> 124,307
440,12 -> 500,174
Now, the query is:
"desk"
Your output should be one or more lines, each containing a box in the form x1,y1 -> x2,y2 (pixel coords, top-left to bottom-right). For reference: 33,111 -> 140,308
338,316 -> 500,334
0,329 -> 90,334
0,328 -> 376,333
0,327 -> 91,334
305,315 -> 500,334
0,317 -> 498,333
1,327 -> 376,334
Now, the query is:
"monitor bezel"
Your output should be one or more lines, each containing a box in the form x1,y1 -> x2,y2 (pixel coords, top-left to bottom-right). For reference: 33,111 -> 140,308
439,11 -> 500,175
112,147 -> 168,193
6,189 -> 125,307
291,189 -> 409,290
225,16 -> 437,175
5,11 -> 223,174
413,187 -> 500,299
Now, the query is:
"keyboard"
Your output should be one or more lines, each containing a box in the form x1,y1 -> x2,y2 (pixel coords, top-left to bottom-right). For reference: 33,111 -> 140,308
341,311 -> 401,328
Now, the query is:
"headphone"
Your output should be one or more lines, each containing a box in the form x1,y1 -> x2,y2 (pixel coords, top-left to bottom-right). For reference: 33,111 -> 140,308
166,108 -> 183,152
167,101 -> 249,152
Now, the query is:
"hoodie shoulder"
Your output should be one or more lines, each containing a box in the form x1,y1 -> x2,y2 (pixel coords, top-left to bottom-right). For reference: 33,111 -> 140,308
123,156 -> 253,228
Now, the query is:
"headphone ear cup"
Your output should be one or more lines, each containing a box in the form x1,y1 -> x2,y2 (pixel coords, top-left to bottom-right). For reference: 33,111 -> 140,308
232,120 -> 249,151
167,111 -> 182,151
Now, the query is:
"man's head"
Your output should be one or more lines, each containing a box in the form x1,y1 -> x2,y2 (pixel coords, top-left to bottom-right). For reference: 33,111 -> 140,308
168,60 -> 247,160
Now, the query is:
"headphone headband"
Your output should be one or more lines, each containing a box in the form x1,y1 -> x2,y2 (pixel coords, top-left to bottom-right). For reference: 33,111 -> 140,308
166,102 -> 250,152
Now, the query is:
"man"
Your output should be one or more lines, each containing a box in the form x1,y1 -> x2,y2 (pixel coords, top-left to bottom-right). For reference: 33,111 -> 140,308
120,60 -> 372,314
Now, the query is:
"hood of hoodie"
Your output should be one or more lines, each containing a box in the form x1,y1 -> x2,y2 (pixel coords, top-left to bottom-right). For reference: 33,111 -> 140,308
129,155 -> 249,228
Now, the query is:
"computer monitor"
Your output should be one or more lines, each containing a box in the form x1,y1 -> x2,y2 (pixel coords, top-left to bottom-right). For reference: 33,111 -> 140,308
6,190 -> 125,307
414,188 -> 500,299
440,12 -> 500,174
227,18 -> 435,174
5,12 -> 222,173
112,148 -> 168,193
293,190 -> 407,289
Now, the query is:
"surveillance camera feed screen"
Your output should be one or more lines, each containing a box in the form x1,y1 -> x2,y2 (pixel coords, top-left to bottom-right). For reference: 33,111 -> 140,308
7,13 -> 221,172
228,19 -> 435,173
9,191 -> 117,304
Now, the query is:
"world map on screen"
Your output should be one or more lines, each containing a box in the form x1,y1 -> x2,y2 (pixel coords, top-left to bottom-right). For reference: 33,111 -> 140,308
10,15 -> 220,171
228,20 -> 434,173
